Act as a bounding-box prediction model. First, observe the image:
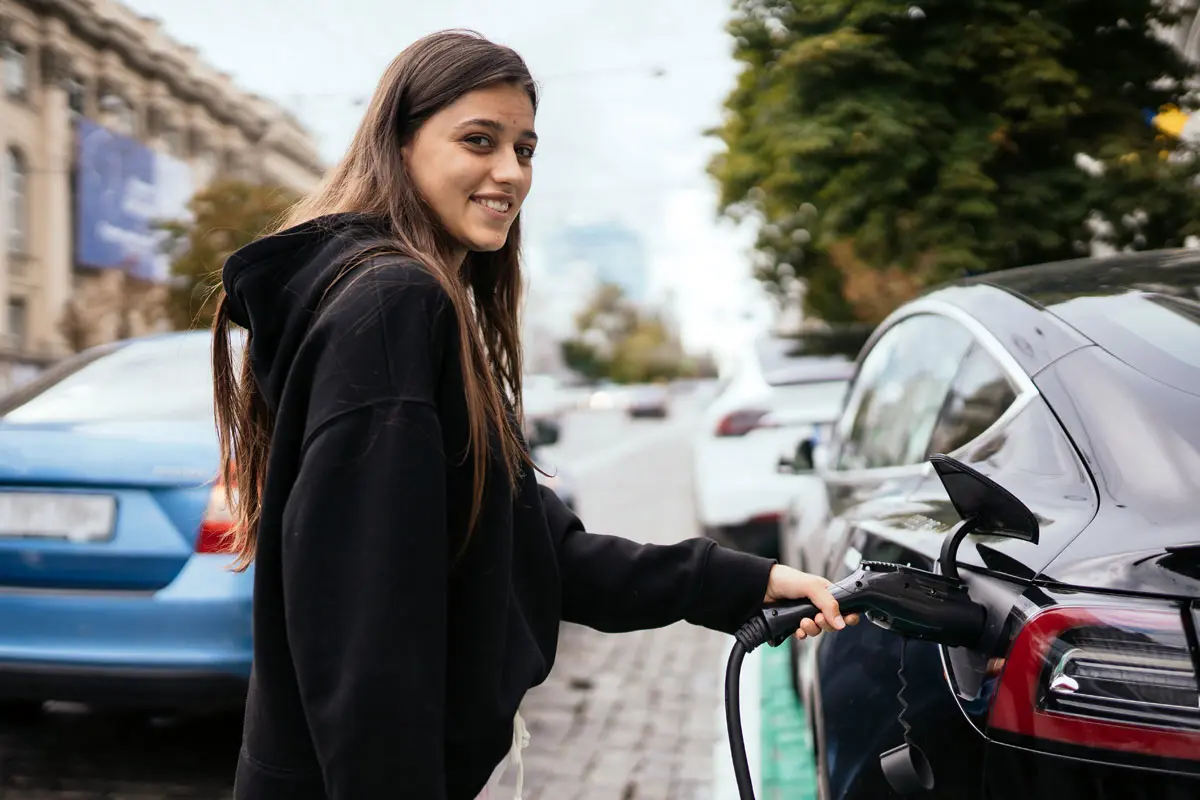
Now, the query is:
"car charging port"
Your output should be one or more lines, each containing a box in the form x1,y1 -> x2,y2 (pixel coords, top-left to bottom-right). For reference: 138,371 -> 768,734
724,455 -> 1042,799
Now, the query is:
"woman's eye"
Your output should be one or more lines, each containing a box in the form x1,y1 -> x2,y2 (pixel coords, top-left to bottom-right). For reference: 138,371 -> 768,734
465,134 -> 493,148
516,145 -> 536,159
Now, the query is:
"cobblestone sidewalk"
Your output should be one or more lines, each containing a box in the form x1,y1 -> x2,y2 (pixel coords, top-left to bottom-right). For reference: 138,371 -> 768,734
494,620 -> 729,800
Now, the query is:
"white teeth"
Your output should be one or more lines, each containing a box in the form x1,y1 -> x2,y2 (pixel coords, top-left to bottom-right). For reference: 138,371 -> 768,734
475,197 -> 510,213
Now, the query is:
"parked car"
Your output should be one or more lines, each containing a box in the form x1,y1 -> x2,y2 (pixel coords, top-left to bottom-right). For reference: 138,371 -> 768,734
791,250 -> 1200,799
584,381 -> 626,411
0,332 -> 248,711
777,421 -> 836,583
691,338 -> 853,558
523,414 -> 578,513
625,383 -> 670,418
523,372 -> 569,438
0,331 -> 577,711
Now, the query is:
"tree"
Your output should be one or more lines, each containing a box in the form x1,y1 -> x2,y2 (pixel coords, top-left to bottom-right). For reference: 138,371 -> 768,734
159,180 -> 299,330
609,315 -> 687,384
560,283 -> 692,383
709,0 -> 1200,324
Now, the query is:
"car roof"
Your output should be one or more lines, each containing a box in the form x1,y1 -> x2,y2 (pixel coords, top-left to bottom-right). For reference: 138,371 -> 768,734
965,248 -> 1200,313
881,249 -> 1200,379
954,249 -> 1200,394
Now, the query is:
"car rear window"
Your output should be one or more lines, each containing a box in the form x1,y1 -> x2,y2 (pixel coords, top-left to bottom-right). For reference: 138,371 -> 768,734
0,334 -> 235,424
1050,292 -> 1200,397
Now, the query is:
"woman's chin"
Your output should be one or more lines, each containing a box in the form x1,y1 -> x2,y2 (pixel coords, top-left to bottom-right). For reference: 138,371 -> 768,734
465,234 -> 510,254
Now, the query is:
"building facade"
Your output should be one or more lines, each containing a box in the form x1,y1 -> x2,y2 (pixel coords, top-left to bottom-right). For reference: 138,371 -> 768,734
0,0 -> 325,389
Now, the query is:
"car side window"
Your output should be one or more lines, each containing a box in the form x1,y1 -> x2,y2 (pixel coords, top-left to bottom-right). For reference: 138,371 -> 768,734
926,342 -> 1019,457
833,315 -> 974,471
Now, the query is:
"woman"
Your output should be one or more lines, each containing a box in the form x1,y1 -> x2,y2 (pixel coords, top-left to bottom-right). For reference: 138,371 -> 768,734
212,29 -> 856,800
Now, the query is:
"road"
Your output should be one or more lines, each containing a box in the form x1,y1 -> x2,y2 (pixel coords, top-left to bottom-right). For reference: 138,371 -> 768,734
513,401 -> 734,800
0,396 -> 805,799
492,398 -> 813,800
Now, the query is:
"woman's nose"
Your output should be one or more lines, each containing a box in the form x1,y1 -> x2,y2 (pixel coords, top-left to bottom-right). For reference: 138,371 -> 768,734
490,150 -> 526,187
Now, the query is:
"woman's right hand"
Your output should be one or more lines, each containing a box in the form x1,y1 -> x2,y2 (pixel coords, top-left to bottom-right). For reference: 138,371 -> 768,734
763,565 -> 861,639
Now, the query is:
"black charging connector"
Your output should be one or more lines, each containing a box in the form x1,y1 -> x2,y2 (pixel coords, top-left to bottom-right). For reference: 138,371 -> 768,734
724,561 -> 988,800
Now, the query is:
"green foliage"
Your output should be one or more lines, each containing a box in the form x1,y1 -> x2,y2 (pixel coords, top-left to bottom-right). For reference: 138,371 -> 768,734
561,339 -> 609,381
159,180 -> 299,330
560,283 -> 695,383
710,0 -> 1200,323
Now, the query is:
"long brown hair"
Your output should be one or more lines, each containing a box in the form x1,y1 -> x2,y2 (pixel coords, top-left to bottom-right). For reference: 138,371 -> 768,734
212,29 -> 537,570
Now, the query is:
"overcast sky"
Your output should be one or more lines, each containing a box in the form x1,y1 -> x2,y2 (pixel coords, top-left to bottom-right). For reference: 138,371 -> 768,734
120,0 -> 771,353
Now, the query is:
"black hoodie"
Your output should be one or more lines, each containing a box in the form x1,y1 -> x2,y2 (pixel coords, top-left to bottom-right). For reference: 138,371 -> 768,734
222,213 -> 776,800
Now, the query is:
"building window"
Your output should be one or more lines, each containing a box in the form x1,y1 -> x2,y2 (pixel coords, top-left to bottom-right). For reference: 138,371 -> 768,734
3,42 -> 27,101
5,147 -> 27,254
100,93 -> 135,135
162,128 -> 185,158
64,76 -> 86,117
7,298 -> 26,352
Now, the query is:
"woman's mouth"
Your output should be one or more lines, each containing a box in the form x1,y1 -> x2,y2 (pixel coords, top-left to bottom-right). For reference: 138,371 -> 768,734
471,196 -> 512,216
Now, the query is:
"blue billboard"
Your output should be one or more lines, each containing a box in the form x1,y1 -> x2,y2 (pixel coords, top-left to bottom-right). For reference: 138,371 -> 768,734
75,117 -> 194,282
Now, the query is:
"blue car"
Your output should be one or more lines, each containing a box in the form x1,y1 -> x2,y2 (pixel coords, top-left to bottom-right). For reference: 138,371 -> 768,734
0,331 -> 248,710
0,330 -> 579,711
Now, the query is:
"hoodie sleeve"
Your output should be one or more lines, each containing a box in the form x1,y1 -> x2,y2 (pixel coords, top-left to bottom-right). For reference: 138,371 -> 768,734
539,484 -> 776,635
280,265 -> 452,799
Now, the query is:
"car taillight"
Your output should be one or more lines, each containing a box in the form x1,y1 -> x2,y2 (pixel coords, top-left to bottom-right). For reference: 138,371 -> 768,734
988,605 -> 1200,761
715,409 -> 776,437
195,477 -> 238,555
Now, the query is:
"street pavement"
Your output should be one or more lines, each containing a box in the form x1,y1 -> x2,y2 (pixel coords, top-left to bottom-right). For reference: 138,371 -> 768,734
0,396 -> 806,799
497,403 -> 733,800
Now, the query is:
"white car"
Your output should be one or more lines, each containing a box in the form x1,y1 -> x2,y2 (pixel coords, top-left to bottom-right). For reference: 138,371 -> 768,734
691,339 -> 853,558
625,383 -> 670,418
523,373 -> 571,420
521,374 -> 580,513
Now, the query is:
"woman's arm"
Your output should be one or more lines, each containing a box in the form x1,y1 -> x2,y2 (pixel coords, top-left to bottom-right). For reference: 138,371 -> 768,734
541,486 -> 852,637
539,484 -> 775,635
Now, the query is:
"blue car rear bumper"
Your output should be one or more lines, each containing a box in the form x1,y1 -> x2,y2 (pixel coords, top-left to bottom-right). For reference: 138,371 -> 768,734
0,554 -> 252,708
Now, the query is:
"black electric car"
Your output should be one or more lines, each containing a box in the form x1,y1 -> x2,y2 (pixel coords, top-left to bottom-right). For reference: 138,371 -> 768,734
783,250 -> 1200,799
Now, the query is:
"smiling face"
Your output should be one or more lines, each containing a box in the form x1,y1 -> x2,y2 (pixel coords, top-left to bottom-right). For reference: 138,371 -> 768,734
403,82 -> 536,264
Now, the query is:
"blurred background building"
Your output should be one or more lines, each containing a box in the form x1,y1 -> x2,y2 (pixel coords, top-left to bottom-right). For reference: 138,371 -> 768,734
0,0 -> 324,391
520,220 -> 656,375
544,221 -> 648,305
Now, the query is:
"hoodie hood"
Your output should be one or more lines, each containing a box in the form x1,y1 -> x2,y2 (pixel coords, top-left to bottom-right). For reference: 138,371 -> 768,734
222,212 -> 389,405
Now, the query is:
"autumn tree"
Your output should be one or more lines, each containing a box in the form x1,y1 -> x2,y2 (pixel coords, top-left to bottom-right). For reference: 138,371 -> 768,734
561,283 -> 691,383
709,0 -> 1200,324
159,180 -> 299,330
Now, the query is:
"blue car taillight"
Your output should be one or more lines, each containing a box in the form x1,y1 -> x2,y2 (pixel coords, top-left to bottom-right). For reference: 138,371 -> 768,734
987,604 -> 1200,762
195,475 -> 238,555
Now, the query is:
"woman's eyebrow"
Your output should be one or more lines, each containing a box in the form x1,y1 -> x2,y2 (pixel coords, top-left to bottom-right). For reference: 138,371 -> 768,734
454,118 -> 538,141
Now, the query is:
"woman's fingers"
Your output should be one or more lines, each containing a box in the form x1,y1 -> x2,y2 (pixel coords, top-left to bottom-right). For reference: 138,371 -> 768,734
795,616 -> 823,638
794,611 -> 851,639
804,582 -> 846,631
